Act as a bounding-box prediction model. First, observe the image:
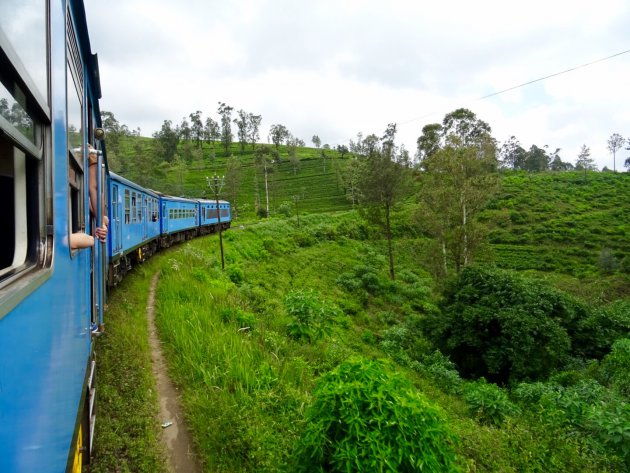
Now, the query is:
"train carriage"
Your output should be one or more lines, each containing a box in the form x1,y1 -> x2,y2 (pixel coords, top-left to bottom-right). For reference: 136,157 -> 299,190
198,198 -> 233,234
159,194 -> 199,245
108,172 -> 160,285
0,1 -> 108,471
0,1 -> 233,470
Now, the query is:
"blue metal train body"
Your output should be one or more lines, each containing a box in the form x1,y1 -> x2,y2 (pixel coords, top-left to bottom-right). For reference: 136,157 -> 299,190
0,2 -> 231,471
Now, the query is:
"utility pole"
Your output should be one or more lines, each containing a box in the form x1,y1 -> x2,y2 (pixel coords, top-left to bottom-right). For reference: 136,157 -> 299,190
207,175 -> 225,270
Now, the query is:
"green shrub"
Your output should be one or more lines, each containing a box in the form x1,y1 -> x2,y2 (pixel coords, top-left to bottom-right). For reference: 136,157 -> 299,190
600,338 -> 630,397
226,266 -> 244,284
284,290 -> 339,343
586,402 -> 630,466
276,201 -> 292,217
570,301 -> 630,360
288,358 -> 460,472
420,351 -> 464,395
424,266 -> 578,384
463,379 -> 519,427
219,307 -> 257,330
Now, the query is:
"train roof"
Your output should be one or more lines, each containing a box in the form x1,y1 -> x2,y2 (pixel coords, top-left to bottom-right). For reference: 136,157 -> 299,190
109,172 -> 160,197
197,198 -> 230,205
157,194 -> 199,204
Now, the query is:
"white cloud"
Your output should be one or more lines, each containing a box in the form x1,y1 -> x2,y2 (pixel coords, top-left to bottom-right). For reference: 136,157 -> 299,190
85,0 -> 630,170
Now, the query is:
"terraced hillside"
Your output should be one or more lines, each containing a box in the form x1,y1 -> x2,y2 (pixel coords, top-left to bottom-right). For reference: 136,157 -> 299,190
480,171 -> 629,280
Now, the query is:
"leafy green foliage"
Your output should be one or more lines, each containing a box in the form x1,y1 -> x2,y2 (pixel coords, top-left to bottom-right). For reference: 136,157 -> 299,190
289,358 -> 460,472
600,338 -> 630,397
424,266 -> 579,383
586,402 -> 630,466
418,351 -> 464,395
463,379 -> 519,426
96,202 -> 627,472
284,289 -> 340,343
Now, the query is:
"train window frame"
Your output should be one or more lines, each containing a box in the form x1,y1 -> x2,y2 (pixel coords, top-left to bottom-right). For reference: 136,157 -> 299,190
124,188 -> 130,224
131,192 -> 136,223
66,8 -> 87,258
0,0 -> 53,319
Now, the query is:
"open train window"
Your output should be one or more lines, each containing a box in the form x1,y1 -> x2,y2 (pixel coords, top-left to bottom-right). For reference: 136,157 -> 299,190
67,12 -> 86,254
0,0 -> 50,300
124,189 -> 130,224
131,192 -> 136,223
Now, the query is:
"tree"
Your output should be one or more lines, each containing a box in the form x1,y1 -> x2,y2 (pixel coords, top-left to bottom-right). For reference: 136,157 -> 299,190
550,154 -> 573,171
341,157 -> 364,208
356,125 -> 411,280
498,136 -> 526,170
320,144 -> 330,172
152,119 -> 180,163
233,109 -> 248,154
416,123 -> 443,164
287,136 -> 301,175
204,117 -> 220,150
336,144 -> 349,159
179,117 -> 191,142
100,110 -> 129,157
269,124 -> 290,151
189,110 -> 204,148
247,113 -> 262,149
607,133 -> 625,172
416,109 -> 498,277
217,102 -> 233,155
575,144 -> 595,180
254,146 -> 273,217
312,135 -> 321,148
523,145 -> 550,172
442,108 -> 492,147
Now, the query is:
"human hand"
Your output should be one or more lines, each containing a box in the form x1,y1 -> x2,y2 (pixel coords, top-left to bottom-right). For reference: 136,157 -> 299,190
95,225 -> 108,242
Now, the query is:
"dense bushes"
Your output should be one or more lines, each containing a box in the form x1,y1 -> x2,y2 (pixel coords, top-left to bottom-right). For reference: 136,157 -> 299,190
423,266 -> 629,385
288,358 -> 460,472
424,266 -> 578,383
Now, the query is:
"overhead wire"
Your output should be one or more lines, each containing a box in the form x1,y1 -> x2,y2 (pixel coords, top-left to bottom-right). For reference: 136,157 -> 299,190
395,47 -> 630,129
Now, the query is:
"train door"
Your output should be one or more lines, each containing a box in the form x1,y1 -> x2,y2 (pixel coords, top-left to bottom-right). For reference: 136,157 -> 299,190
111,183 -> 121,252
143,195 -> 148,239
162,202 -> 167,233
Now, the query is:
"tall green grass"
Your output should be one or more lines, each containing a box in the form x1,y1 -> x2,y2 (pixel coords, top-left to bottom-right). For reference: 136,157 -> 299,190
148,213 -> 626,471
90,261 -> 167,473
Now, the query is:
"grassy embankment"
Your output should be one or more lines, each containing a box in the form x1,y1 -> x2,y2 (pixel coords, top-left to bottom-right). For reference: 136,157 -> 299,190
91,163 -> 629,471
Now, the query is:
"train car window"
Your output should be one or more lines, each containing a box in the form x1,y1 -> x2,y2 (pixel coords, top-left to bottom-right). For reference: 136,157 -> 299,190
220,208 -> 230,218
66,11 -> 86,254
0,1 -> 49,291
124,189 -> 130,224
131,192 -> 136,223
111,185 -> 118,222
0,0 -> 48,105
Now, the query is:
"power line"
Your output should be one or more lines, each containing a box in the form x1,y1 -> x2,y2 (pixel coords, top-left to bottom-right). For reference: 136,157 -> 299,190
393,47 -> 630,129
478,48 -> 630,101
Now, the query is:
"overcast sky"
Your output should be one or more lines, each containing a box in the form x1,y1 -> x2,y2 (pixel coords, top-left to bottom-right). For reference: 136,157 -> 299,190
84,0 -> 630,170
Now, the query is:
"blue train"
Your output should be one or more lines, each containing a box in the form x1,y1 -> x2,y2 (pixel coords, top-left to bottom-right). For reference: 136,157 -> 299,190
0,2 -> 231,472
107,173 -> 231,286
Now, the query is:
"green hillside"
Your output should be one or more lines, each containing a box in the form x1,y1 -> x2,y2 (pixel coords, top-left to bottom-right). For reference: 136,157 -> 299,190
91,130 -> 630,473
112,136 -> 353,218
478,171 -> 629,300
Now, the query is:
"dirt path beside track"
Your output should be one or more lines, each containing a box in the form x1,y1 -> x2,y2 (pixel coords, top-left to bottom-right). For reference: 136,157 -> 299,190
147,273 -> 203,473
